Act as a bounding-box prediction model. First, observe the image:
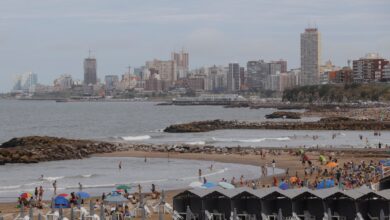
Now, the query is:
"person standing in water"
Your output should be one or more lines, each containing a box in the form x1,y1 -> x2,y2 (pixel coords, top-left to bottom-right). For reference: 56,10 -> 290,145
78,182 -> 83,192
198,169 -> 202,181
119,161 -> 122,170
52,180 -> 57,195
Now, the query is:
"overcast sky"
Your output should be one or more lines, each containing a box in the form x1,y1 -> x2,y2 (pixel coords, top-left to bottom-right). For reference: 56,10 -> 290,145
0,0 -> 389,92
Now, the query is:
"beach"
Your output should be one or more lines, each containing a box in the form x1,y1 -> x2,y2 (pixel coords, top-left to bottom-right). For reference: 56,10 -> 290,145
1,147 -> 388,219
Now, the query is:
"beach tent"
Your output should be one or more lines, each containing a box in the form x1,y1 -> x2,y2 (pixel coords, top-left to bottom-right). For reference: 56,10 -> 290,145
202,190 -> 231,220
324,190 -> 362,220
173,189 -> 209,219
356,189 -> 390,219
230,188 -> 261,220
292,189 -> 325,220
259,188 -> 293,218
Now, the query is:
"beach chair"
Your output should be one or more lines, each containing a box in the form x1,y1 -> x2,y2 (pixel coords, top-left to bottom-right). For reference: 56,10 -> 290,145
367,213 -> 379,220
45,211 -> 59,220
164,203 -> 173,214
173,211 -> 184,220
205,211 -> 213,220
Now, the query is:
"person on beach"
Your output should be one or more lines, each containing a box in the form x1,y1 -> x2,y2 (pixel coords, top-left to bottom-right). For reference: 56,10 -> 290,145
198,169 -> 202,180
272,159 -> 276,174
119,161 -> 122,170
39,175 -> 44,181
78,182 -> 83,192
38,186 -> 44,200
34,187 -> 38,199
52,180 -> 57,195
144,156 -> 147,163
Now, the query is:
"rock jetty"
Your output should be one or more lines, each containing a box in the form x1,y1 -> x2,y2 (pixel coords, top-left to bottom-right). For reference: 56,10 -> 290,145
265,111 -> 301,119
0,136 -> 120,165
164,117 -> 390,133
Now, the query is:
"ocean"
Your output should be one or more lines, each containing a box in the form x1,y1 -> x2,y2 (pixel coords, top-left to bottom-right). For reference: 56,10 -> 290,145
0,100 -> 388,148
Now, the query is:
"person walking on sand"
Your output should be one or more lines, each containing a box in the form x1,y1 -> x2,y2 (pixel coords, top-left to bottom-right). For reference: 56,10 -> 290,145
272,159 -> 276,174
38,186 -> 44,200
52,181 -> 57,195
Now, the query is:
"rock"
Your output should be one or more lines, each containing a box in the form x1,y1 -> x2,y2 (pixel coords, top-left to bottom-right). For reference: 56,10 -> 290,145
265,111 -> 301,119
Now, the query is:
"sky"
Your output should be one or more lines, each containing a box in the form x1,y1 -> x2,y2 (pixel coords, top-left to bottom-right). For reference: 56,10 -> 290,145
0,0 -> 389,92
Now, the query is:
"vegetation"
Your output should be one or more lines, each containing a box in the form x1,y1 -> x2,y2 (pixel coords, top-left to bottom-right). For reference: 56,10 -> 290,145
282,83 -> 390,103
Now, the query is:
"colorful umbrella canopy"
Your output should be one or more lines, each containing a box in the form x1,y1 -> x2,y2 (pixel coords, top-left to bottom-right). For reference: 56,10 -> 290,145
189,181 -> 203,188
326,162 -> 338,168
20,192 -> 32,199
289,176 -> 298,183
201,182 -> 217,189
76,192 -> 90,199
116,184 -> 131,190
279,182 -> 289,190
319,155 -> 326,162
218,182 -> 235,189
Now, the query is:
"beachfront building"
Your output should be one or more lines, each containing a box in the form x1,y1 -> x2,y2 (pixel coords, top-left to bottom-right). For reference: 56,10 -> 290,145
227,63 -> 240,92
352,53 -> 389,83
300,28 -> 321,86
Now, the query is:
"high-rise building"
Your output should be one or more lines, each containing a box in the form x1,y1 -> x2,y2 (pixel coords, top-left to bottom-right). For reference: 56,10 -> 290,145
172,49 -> 189,79
246,60 -> 270,89
145,59 -> 176,84
300,28 -> 321,85
227,63 -> 240,92
271,60 -> 287,73
383,64 -> 390,82
84,53 -> 97,85
53,74 -> 73,91
352,53 -> 389,82
105,75 -> 119,92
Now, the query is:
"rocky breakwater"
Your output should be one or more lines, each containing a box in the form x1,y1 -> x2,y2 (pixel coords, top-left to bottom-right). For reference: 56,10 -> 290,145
0,136 -> 121,165
265,111 -> 301,119
164,117 -> 390,133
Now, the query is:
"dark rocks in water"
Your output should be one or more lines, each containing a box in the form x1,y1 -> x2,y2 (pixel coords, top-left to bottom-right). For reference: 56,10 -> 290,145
164,117 -> 390,133
265,111 -> 301,119
0,136 -> 118,165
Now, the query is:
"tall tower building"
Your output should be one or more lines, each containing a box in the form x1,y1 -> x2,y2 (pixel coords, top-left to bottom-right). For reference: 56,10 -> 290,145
227,63 -> 240,92
172,49 -> 189,79
300,28 -> 321,85
84,52 -> 97,85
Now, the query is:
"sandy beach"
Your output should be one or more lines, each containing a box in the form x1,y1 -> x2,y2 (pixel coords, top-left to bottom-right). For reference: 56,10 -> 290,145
0,147 -> 388,219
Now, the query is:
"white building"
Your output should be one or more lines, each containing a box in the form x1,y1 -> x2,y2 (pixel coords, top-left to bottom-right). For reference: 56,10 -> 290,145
145,59 -> 176,84
13,72 -> 38,93
53,74 -> 73,91
300,28 -> 321,85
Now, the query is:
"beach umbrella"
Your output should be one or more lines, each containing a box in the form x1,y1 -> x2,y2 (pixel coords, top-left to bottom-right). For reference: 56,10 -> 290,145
20,202 -> 25,218
326,162 -> 338,168
20,192 -> 32,199
104,195 -> 128,204
289,176 -> 298,183
325,179 -> 335,188
277,208 -> 283,220
100,203 -> 105,220
201,182 -> 217,189
29,206 -> 33,219
76,192 -> 90,199
319,155 -> 326,162
279,182 -> 289,190
116,184 -> 131,190
70,207 -> 74,220
218,182 -> 235,189
186,206 -> 192,220
89,200 -> 95,216
383,161 -> 390,167
189,181 -> 203,188
380,209 -> 385,220
54,196 -> 70,208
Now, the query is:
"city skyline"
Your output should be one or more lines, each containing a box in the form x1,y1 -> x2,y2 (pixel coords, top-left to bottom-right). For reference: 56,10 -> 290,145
1,0 -> 390,92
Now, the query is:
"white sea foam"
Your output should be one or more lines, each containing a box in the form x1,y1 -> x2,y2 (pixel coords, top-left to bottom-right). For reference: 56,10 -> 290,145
185,141 -> 206,145
211,137 -> 290,143
121,135 -> 151,141
42,176 -> 64,181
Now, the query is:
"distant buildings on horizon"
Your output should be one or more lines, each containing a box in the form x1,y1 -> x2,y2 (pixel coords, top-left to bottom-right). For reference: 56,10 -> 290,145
10,27 -> 390,96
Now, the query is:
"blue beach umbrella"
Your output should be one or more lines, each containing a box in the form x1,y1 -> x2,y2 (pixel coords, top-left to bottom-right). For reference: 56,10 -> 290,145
279,182 -> 289,190
54,196 -> 70,208
76,192 -> 90,199
325,179 -> 335,188
201,182 -> 217,189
